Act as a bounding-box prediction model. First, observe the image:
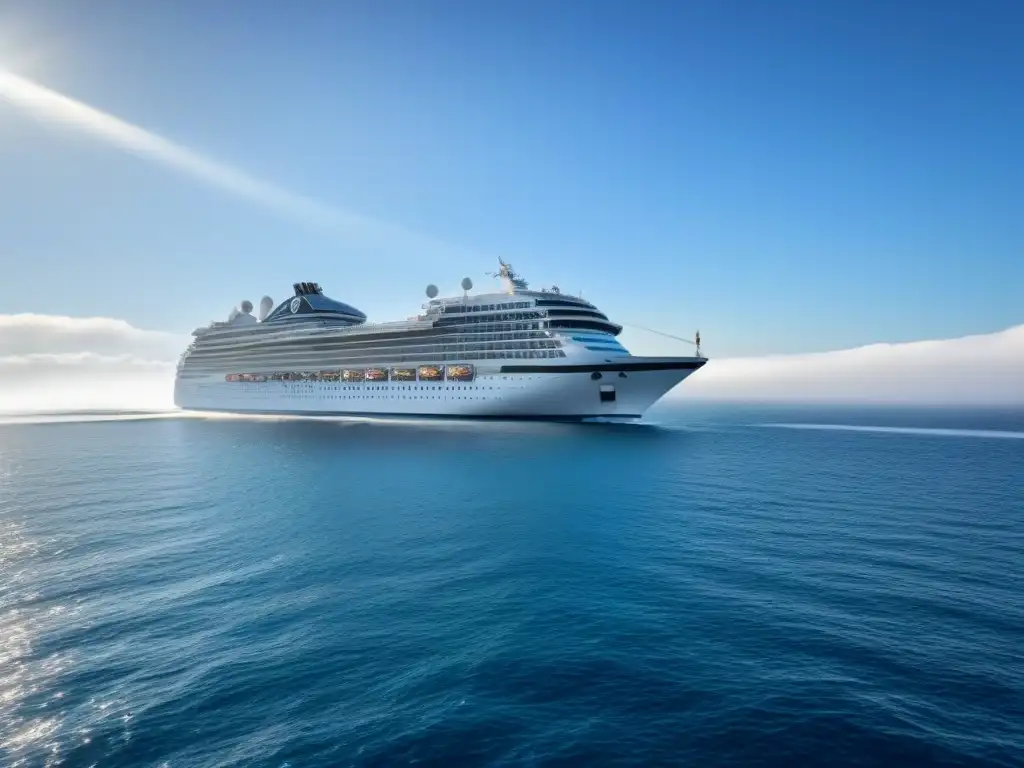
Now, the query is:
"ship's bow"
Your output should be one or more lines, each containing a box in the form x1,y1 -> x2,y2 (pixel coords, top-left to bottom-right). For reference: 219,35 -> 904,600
495,356 -> 706,420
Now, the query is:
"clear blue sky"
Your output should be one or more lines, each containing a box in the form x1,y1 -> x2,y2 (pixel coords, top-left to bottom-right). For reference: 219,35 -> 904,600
1,0 -> 1021,356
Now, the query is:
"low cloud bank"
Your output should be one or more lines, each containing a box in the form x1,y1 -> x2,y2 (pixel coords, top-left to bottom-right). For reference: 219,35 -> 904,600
1,314 -> 1021,413
0,352 -> 177,412
0,313 -> 185,359
0,314 -> 185,412
679,325 -> 1024,405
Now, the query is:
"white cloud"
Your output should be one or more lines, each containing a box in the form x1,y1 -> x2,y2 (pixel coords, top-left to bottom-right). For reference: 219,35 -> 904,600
678,324 -> 1024,405
0,69 -> 475,263
0,353 -> 175,413
0,314 -> 183,413
0,313 -> 186,358
1,313 -> 1021,414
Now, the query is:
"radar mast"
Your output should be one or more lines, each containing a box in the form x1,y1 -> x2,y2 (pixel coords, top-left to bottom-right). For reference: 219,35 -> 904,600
487,257 -> 529,294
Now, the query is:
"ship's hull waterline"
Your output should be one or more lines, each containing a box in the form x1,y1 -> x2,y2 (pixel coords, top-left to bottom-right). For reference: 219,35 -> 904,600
173,360 -> 703,421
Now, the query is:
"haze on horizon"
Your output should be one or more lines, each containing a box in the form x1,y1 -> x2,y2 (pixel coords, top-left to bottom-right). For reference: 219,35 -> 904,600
1,312 -> 1021,414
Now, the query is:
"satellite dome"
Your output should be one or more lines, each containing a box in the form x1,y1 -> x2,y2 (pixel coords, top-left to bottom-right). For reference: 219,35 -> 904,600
240,300 -> 254,314
258,296 -> 274,321
425,284 -> 439,299
461,277 -> 473,291
227,307 -> 241,322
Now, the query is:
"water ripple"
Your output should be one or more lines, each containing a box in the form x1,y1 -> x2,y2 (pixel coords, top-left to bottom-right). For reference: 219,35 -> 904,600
0,406 -> 1021,766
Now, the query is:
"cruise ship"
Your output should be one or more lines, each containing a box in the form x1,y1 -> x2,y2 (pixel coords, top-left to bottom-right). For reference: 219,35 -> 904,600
173,260 -> 707,421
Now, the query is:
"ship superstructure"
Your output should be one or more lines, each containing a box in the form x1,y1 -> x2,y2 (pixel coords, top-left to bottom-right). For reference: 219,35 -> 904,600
173,261 -> 706,420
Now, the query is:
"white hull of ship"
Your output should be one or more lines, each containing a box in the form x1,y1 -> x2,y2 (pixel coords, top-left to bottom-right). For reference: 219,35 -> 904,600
173,360 -> 702,421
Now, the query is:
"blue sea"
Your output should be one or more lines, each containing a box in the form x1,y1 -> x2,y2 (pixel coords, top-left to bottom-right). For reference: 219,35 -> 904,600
1,403 -> 1022,767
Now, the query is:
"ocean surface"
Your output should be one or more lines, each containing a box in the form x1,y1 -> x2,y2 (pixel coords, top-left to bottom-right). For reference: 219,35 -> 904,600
1,403 -> 1022,767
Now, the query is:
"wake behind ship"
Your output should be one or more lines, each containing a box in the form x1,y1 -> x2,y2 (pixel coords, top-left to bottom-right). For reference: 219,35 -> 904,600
173,261 -> 706,421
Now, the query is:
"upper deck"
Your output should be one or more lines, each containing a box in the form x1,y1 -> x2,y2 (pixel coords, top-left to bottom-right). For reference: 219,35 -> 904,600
190,260 -> 624,348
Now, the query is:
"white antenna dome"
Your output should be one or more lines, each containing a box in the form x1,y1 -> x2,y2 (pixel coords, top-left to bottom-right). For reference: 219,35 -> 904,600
425,284 -> 439,299
258,296 -> 274,321
461,277 -> 473,292
240,300 -> 254,314
227,307 -> 241,322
